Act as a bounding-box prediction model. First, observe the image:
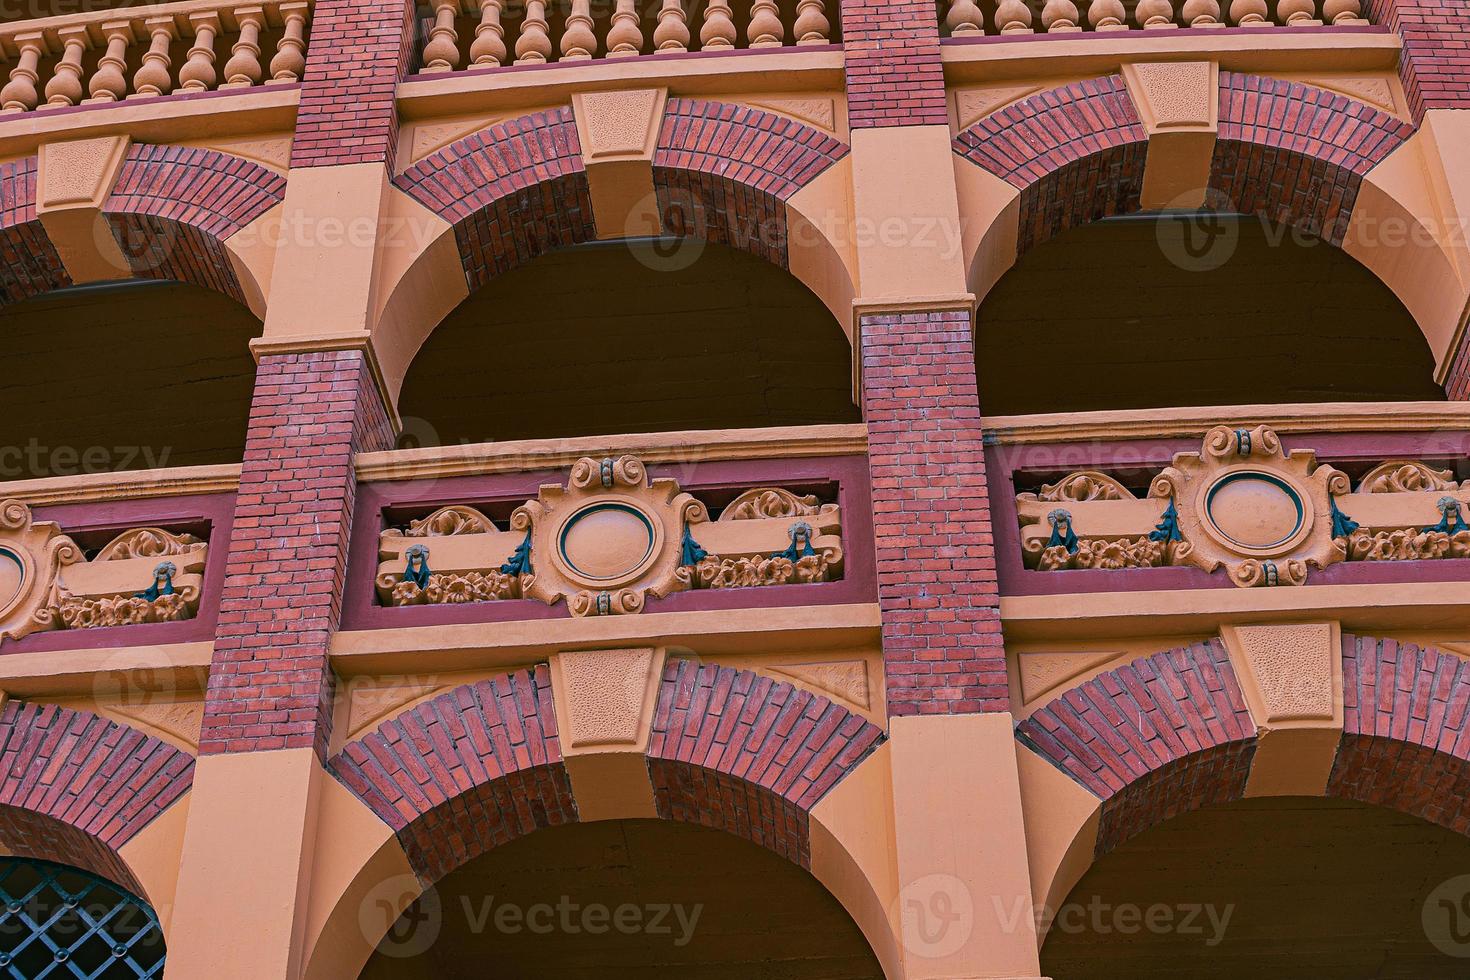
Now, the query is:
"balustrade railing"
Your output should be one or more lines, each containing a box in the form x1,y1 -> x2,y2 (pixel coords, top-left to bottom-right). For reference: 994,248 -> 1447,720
0,0 -> 311,114
415,0 -> 834,73
942,0 -> 1364,35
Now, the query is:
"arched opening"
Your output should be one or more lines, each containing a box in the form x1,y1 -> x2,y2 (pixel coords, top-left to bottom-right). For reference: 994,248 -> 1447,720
395,239 -> 859,448
976,214 -> 1446,416
0,856 -> 166,977
1041,796 -> 1470,978
357,819 -> 883,979
0,280 -> 259,480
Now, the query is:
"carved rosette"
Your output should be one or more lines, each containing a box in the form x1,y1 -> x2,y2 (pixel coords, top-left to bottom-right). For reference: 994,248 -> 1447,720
516,455 -> 708,616
0,500 -> 83,642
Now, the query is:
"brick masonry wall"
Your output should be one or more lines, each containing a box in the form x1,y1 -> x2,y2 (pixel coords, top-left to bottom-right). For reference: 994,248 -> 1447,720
840,0 -> 948,128
1367,0 -> 1470,120
1016,640 -> 1256,856
647,660 -> 884,868
1329,634 -> 1470,835
0,702 -> 194,893
860,309 -> 1008,716
0,156 -> 71,306
328,668 -> 575,885
291,0 -> 414,169
200,349 -> 392,759
1447,341 -> 1470,402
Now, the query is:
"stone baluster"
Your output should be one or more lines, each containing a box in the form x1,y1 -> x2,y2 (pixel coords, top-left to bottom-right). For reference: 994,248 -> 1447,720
86,23 -> 134,102
946,0 -> 985,34
514,0 -> 553,63
180,14 -> 221,92
1181,0 -> 1222,24
1088,0 -> 1129,29
654,0 -> 691,52
0,34 -> 44,113
561,0 -> 598,59
1277,0 -> 1320,23
1229,0 -> 1268,22
1042,0 -> 1083,30
747,0 -> 785,46
470,0 -> 507,65
270,3 -> 310,81
1134,0 -> 1176,27
1322,0 -> 1366,21
132,18 -> 178,98
700,0 -> 738,48
223,7 -> 265,87
422,0 -> 462,72
995,0 -> 1034,32
793,0 -> 829,43
45,28 -> 88,107
607,0 -> 645,56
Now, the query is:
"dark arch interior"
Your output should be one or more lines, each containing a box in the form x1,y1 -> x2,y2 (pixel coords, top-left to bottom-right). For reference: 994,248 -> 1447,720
396,239 -> 859,448
1042,796 -> 1470,979
976,214 -> 1446,415
359,818 -> 882,979
0,280 -> 259,480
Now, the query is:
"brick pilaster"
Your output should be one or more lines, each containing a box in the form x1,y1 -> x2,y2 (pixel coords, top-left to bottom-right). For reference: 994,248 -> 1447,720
1368,0 -> 1470,120
860,309 -> 1008,716
200,349 -> 392,758
291,0 -> 416,169
840,0 -> 948,128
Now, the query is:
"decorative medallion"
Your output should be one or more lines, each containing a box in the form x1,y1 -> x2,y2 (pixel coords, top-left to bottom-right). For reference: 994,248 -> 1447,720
0,501 -> 81,642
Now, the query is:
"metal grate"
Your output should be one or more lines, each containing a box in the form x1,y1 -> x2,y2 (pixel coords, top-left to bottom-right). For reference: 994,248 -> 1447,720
0,859 -> 165,979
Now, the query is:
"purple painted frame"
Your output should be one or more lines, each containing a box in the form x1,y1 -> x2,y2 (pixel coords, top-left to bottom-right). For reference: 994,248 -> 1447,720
988,429 -> 1470,596
342,455 -> 877,631
1,492 -> 236,655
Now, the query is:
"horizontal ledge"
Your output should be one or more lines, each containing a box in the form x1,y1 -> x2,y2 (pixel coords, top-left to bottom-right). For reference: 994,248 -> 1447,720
1000,582 -> 1470,640
941,25 -> 1400,80
982,401 -> 1470,445
355,424 -> 869,483
0,464 -> 241,506
397,47 -> 845,122
0,641 -> 211,698
331,602 -> 882,675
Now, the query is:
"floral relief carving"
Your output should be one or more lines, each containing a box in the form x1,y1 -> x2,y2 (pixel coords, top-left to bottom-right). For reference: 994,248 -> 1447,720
1016,426 -> 1470,588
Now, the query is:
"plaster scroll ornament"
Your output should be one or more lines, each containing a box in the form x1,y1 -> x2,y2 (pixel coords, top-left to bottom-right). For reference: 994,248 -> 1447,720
48,526 -> 208,629
377,505 -> 530,606
0,500 -> 83,642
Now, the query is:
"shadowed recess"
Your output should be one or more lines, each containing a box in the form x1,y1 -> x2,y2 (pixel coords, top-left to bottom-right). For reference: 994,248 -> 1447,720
1042,796 -> 1470,979
977,215 -> 1445,415
0,280 -> 259,479
397,239 -> 859,447
358,819 -> 882,980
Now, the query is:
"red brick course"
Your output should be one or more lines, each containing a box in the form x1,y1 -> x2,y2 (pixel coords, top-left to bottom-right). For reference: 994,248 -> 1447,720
1329,634 -> 1470,835
1016,639 -> 1256,856
1212,73 -> 1415,246
1446,336 -> 1470,402
647,660 -> 884,868
860,309 -> 1008,716
841,0 -> 948,128
0,156 -> 72,305
328,668 -> 574,885
1368,0 -> 1470,120
200,350 -> 392,759
0,701 -> 194,894
104,143 -> 287,303
291,0 -> 414,169
394,108 -> 597,292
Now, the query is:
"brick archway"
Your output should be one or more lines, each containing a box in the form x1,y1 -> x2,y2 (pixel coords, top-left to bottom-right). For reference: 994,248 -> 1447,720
0,701 -> 195,898
0,145 -> 283,311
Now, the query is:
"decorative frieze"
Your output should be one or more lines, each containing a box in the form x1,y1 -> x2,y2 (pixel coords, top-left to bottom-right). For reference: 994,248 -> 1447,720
376,457 -> 843,616
1017,425 -> 1467,587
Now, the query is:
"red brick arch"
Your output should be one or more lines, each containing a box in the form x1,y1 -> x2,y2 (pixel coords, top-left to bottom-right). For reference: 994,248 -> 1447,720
327,661 -> 884,884
0,144 -> 284,309
954,72 -> 1415,254
0,700 -> 195,897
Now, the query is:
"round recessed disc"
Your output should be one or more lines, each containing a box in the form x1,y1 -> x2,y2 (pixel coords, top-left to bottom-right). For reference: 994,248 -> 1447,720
0,550 -> 22,615
559,504 -> 655,582
1206,473 -> 1304,551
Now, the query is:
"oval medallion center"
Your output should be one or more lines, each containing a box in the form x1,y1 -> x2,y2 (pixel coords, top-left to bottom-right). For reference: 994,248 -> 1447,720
560,504 -> 655,582
1206,473 -> 1304,551
0,550 -> 22,615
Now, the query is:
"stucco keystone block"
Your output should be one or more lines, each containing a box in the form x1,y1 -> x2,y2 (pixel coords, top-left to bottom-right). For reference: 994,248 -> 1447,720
550,646 -> 665,752
35,135 -> 133,285
1122,61 -> 1219,210
1223,622 -> 1341,727
571,88 -> 668,164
